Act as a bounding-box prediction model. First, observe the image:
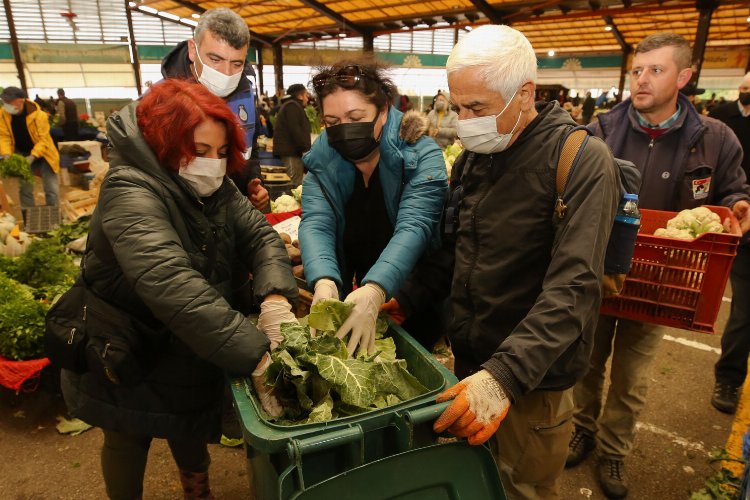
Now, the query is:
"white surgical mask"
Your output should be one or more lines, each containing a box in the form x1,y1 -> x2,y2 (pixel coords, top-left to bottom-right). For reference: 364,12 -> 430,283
194,43 -> 243,98
457,89 -> 522,154
179,156 -> 227,197
3,102 -> 20,115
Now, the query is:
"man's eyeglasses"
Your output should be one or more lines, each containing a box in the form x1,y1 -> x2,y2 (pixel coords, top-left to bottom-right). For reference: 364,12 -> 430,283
311,65 -> 369,93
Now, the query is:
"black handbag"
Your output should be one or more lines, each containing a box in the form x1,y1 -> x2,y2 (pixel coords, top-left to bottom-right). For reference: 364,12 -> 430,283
44,276 -> 89,373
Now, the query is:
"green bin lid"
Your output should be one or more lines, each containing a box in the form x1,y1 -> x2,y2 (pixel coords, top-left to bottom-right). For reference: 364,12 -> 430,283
290,441 -> 505,500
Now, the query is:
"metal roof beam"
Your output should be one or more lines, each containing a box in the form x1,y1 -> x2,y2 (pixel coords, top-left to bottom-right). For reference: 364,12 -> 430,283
468,0 -> 504,24
691,0 -> 719,82
296,0 -> 371,36
602,15 -> 630,52
2,0 -> 26,91
166,0 -> 275,46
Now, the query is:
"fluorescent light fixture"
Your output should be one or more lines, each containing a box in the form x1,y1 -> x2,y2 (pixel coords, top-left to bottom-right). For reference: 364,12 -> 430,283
338,33 -> 346,37
192,13 -> 201,19
548,50 -> 555,56
465,26 -> 473,31
182,19 -> 198,27
128,1 -> 136,7
604,25 -> 613,31
158,11 -> 180,21
138,5 -> 157,14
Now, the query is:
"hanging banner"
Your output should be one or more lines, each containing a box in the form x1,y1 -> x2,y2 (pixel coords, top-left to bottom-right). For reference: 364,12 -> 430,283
702,49 -> 749,70
20,43 -> 130,64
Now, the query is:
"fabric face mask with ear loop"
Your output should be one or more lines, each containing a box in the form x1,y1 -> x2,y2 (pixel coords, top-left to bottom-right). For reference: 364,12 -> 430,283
179,156 -> 227,197
194,43 -> 243,98
456,89 -> 522,154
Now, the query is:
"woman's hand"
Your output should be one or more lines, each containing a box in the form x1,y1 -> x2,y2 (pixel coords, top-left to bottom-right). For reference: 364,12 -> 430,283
251,353 -> 283,417
335,283 -> 386,356
258,297 -> 297,350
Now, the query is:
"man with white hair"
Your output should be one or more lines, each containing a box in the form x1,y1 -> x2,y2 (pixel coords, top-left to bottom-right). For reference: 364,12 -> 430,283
709,73 -> 750,414
431,25 -> 620,498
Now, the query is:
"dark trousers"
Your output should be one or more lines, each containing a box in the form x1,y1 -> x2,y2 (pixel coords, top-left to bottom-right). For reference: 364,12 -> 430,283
715,245 -> 750,387
101,429 -> 210,500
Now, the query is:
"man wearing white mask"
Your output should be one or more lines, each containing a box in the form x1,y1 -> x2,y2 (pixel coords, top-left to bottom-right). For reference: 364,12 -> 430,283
161,7 -> 269,211
429,25 -> 620,498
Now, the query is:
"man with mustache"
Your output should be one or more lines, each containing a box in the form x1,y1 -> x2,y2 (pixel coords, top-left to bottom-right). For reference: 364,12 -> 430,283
568,33 -> 750,499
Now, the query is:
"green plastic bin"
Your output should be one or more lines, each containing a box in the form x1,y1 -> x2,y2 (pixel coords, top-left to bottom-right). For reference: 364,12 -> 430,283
291,441 -> 505,500
230,323 -> 461,499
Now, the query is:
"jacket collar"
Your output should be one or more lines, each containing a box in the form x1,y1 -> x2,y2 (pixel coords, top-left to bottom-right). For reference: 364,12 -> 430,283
600,93 -> 704,140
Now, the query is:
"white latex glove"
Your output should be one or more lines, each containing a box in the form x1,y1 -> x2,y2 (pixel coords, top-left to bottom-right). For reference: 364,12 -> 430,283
310,279 -> 339,337
251,354 -> 283,418
257,300 -> 297,350
335,283 -> 386,357
433,370 -> 511,445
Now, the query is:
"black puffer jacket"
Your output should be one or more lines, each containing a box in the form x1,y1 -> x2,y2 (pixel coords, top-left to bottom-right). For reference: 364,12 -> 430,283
61,102 -> 297,441
451,102 -> 619,401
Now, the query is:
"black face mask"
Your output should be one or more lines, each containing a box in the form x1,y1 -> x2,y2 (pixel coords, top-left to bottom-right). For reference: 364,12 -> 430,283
326,116 -> 381,162
739,92 -> 750,106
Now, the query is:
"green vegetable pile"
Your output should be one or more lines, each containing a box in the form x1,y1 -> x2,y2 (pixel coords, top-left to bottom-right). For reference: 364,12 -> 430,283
259,300 -> 428,424
443,142 -> 463,177
0,154 -> 33,183
49,215 -> 90,245
0,236 -> 79,360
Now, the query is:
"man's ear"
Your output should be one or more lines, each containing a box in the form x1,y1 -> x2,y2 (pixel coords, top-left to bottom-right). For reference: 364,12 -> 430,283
677,68 -> 693,90
520,81 -> 536,110
187,38 -> 197,64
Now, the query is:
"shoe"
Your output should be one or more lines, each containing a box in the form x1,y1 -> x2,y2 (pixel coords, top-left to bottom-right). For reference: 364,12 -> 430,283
711,382 -> 740,414
597,458 -> 628,499
566,426 -> 595,468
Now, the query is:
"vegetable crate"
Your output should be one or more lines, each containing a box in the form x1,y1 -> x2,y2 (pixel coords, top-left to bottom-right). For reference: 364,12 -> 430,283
601,205 -> 739,334
230,324 -> 502,500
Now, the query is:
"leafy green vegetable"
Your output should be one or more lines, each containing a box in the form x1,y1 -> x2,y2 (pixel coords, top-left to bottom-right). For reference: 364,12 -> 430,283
13,237 -> 78,290
49,216 -> 90,245
260,300 -> 428,425
0,274 -> 48,360
0,154 -> 33,182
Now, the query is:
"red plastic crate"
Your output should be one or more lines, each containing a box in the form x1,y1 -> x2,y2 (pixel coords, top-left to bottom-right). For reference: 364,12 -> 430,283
600,205 -> 740,334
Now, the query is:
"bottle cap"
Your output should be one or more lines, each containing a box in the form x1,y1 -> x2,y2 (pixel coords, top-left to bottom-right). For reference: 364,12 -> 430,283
624,193 -> 638,201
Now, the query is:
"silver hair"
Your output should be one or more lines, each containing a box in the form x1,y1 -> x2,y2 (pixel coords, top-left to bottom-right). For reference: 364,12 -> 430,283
447,25 -> 537,102
194,8 -> 249,49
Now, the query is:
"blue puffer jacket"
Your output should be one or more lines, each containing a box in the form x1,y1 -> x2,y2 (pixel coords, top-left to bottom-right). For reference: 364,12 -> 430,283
300,106 -> 448,298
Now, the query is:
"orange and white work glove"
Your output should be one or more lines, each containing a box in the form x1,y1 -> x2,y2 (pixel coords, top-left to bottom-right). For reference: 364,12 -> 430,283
335,283 -> 386,356
310,279 -> 339,337
433,370 -> 511,445
251,353 -> 283,418
257,299 -> 297,350
380,298 -> 406,325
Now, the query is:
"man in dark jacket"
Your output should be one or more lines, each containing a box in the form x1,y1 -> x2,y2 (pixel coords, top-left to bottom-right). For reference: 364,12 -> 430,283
161,7 -> 269,210
709,72 -> 750,414
424,25 -> 620,499
56,88 -> 78,141
273,83 -> 311,186
568,33 -> 750,499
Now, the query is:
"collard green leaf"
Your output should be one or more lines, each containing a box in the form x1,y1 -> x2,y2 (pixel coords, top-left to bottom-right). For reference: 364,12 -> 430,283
280,322 -> 310,355
308,299 -> 354,333
306,393 -> 334,423
371,360 -> 428,401
309,333 -> 348,359
300,353 -> 376,408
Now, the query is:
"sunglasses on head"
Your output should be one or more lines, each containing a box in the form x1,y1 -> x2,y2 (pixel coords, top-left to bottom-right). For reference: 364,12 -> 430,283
312,65 -> 370,93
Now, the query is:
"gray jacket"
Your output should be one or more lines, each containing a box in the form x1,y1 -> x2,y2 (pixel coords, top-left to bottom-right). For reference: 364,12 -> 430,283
426,109 -> 458,148
590,93 -> 750,211
62,102 -> 297,441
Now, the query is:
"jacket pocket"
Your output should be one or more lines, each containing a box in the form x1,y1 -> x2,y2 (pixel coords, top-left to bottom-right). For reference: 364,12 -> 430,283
678,164 -> 714,209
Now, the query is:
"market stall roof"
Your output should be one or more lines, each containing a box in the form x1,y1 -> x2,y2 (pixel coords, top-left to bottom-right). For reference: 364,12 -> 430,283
136,0 -> 750,53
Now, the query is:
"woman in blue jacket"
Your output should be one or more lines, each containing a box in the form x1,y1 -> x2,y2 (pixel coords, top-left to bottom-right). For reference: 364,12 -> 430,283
300,60 -> 447,357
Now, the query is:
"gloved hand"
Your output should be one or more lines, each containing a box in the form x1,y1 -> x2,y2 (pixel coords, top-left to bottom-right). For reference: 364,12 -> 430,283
433,370 -> 511,445
25,155 -> 35,165
310,279 -> 339,337
251,354 -> 283,417
335,283 -> 386,356
248,178 -> 269,211
257,299 -> 297,350
380,298 -> 406,325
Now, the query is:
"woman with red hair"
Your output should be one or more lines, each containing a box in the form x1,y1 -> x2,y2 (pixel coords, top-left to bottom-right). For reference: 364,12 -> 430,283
60,79 -> 297,499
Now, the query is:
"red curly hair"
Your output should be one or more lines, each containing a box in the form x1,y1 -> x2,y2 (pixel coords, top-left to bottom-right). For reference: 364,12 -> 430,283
136,79 -> 246,174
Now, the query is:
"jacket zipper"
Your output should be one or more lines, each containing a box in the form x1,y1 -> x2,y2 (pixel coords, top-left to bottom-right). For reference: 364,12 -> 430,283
464,157 -> 494,313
